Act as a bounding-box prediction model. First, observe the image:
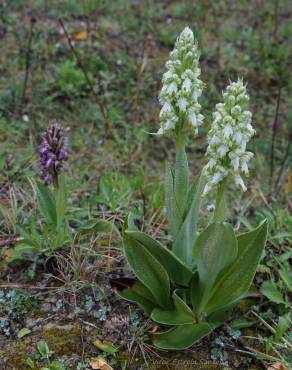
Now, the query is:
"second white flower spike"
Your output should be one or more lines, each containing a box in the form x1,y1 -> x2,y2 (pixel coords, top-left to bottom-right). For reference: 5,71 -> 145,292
204,79 -> 255,194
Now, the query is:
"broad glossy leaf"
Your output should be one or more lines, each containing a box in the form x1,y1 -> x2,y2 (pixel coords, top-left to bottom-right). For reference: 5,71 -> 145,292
173,174 -> 205,267
205,220 -> 268,314
193,222 -> 238,310
123,234 -> 171,309
154,321 -> 215,349
165,164 -> 183,239
151,290 -> 196,325
207,303 -> 236,325
125,230 -> 193,285
36,182 -> 57,226
115,280 -> 157,315
190,273 -> 200,314
213,181 -> 227,223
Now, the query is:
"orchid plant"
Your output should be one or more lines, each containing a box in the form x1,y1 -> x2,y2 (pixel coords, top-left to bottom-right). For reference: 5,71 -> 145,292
13,122 -> 117,262
12,122 -> 70,260
114,27 -> 268,350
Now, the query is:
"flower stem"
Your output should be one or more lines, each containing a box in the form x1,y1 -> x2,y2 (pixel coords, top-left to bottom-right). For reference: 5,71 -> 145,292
174,132 -> 189,218
175,130 -> 185,151
214,180 -> 226,223
52,169 -> 59,191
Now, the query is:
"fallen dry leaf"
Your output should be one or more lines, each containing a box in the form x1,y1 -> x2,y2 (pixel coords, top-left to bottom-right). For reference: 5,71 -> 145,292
89,356 -> 114,370
72,31 -> 87,41
148,325 -> 158,334
267,362 -> 288,370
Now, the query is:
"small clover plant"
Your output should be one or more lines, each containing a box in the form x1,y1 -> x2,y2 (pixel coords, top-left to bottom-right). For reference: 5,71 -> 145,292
114,27 -> 268,350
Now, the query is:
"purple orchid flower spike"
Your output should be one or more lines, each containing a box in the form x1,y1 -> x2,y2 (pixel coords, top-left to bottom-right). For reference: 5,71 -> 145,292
38,121 -> 69,188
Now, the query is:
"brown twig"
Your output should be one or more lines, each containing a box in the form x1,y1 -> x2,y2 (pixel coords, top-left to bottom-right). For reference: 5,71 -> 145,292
58,18 -> 119,142
0,284 -> 57,289
269,87 -> 281,190
19,16 -> 36,117
275,134 -> 292,194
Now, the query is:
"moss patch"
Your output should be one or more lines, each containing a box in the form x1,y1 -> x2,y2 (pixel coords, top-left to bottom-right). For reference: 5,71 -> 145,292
0,338 -> 33,370
0,324 -> 84,369
41,324 -> 82,356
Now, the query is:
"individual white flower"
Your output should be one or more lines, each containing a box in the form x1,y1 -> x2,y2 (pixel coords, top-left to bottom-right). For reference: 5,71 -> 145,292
208,158 -> 217,168
235,174 -> 247,192
165,119 -> 176,130
160,102 -> 172,115
203,79 -> 255,194
167,81 -> 178,95
157,27 -> 204,136
183,78 -> 192,91
223,124 -> 233,137
189,113 -> 197,126
231,157 -> 239,170
164,70 -> 174,80
218,145 -> 228,157
212,172 -> 223,184
178,97 -> 187,111
234,132 -> 242,143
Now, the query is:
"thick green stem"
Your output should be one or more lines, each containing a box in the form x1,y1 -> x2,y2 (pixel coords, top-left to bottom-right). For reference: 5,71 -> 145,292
174,132 -> 189,219
52,167 -> 59,191
175,131 -> 185,152
214,181 -> 226,223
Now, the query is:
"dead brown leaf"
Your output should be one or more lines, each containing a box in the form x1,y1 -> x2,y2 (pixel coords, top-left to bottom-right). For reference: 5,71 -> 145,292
267,362 -> 288,370
72,31 -> 87,41
89,356 -> 114,370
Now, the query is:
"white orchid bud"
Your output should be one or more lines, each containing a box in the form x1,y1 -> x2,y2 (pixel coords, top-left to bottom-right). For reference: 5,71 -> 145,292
203,79 -> 255,194
157,27 -> 204,136
235,174 -> 247,192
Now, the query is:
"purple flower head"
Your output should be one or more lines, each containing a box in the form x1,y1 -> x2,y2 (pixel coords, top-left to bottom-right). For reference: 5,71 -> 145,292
38,121 -> 69,186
